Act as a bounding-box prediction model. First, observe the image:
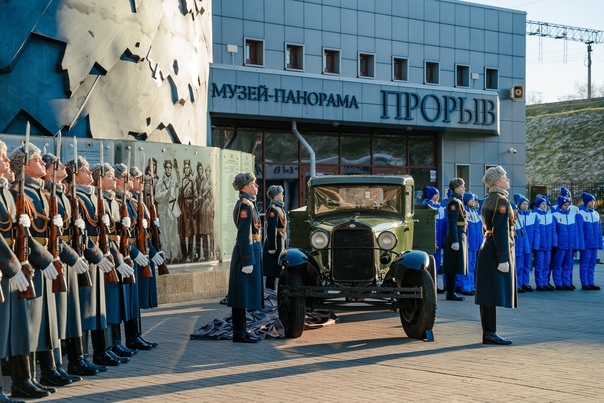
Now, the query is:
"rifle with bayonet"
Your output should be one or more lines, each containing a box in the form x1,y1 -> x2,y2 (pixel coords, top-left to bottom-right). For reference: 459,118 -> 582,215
48,131 -> 67,293
137,153 -> 152,278
16,122 -> 36,298
70,136 -> 92,288
147,158 -> 169,275
97,142 -> 119,284
119,147 -> 135,284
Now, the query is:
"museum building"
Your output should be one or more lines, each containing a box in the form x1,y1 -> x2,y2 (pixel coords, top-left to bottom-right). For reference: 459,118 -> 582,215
208,0 -> 526,209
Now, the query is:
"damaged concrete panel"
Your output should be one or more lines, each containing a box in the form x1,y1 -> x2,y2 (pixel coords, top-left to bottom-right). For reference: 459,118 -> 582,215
0,0 -> 212,146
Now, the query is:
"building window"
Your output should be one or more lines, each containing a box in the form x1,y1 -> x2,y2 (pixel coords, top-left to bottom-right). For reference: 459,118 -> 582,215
285,43 -> 303,70
425,61 -> 439,84
486,68 -> 499,90
245,38 -> 264,66
393,57 -> 408,81
358,53 -> 375,78
456,64 -> 469,87
323,48 -> 340,74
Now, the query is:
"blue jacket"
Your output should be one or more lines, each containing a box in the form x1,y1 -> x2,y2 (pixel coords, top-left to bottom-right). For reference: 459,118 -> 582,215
465,206 -> 482,251
576,204 -> 603,250
552,208 -> 582,250
533,207 -> 557,251
514,209 -> 540,255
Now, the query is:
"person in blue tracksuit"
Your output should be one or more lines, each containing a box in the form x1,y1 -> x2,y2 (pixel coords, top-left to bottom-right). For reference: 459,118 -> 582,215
513,193 -> 539,293
575,192 -> 602,290
533,196 -> 556,291
551,196 -> 583,290
422,186 -> 446,292
227,172 -> 263,343
462,192 -> 480,296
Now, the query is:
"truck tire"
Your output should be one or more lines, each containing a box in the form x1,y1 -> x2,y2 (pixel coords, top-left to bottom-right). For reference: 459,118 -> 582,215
278,270 -> 306,338
399,270 -> 436,340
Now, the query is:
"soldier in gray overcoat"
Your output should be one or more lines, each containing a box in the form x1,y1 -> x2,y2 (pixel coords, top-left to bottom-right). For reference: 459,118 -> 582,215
475,166 -> 517,345
8,144 -> 60,398
227,172 -> 263,343
42,153 -> 95,381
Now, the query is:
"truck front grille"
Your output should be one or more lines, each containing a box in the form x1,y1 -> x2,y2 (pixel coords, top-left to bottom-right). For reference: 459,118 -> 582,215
332,223 -> 374,283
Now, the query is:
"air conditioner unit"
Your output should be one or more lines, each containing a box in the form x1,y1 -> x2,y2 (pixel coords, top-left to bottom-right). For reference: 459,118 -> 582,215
512,85 -> 524,99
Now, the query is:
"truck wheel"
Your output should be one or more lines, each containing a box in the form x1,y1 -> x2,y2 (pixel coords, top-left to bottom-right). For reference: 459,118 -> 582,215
278,270 -> 305,338
399,270 -> 436,340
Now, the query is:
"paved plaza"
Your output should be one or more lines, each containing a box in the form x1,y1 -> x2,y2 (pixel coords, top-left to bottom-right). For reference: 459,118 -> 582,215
5,260 -> 604,403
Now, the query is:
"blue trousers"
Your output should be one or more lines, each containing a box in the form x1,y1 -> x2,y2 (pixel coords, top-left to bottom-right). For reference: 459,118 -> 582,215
462,249 -> 477,292
579,248 -> 598,286
516,252 -> 532,287
534,250 -> 551,287
552,248 -> 574,286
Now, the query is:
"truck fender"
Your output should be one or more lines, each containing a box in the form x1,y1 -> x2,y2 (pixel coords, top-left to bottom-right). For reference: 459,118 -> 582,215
278,248 -> 321,286
384,250 -> 430,283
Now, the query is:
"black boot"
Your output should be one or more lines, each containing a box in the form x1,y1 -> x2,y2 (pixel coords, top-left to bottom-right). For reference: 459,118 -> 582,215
9,354 -> 50,399
1,358 -> 10,377
29,353 -> 57,394
125,318 -> 151,350
1,367 -> 24,403
92,329 -> 119,366
232,308 -> 260,343
53,345 -> 82,383
480,305 -> 512,345
38,349 -> 71,387
66,337 -> 99,376
110,323 -> 136,358
445,275 -> 464,301
138,316 -> 158,348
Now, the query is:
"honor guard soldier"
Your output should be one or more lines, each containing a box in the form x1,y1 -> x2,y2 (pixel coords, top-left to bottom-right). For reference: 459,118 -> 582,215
66,156 -> 116,370
228,173 -> 263,343
8,143 -> 61,398
443,178 -> 468,301
263,185 -> 286,291
90,162 -> 133,365
41,152 -> 93,382
475,166 -> 516,345
128,165 -> 162,349
0,138 -> 47,400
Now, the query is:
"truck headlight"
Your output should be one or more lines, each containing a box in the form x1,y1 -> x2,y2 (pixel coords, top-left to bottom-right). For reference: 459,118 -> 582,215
377,231 -> 397,250
310,230 -> 329,250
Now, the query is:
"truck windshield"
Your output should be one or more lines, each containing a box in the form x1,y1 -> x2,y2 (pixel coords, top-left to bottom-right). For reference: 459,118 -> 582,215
312,184 -> 402,215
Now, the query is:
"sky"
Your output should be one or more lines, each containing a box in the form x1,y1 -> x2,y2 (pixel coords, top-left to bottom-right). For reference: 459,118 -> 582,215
461,0 -> 604,103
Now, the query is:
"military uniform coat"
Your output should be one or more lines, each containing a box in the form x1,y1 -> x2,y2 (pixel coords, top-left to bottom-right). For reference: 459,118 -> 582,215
475,190 -> 518,308
75,184 -> 107,331
101,190 -> 128,325
443,193 -> 468,276
262,200 -> 287,278
44,182 -> 82,340
14,178 -> 58,352
0,181 -> 37,356
227,193 -> 264,311
130,190 -> 158,310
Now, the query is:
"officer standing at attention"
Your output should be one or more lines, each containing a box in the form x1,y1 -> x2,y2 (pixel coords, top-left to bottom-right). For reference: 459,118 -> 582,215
475,166 -> 516,345
263,185 -> 286,291
228,173 -> 263,343
443,178 -> 468,301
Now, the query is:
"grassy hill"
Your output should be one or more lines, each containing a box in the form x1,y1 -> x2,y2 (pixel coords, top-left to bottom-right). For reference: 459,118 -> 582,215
527,99 -> 604,184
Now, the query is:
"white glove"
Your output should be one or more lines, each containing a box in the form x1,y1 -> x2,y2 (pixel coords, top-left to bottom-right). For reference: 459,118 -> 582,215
134,251 -> 149,266
121,216 -> 131,228
269,250 -> 276,254
101,214 -> 111,227
497,262 -> 510,273
98,255 -> 113,273
11,269 -> 30,292
451,242 -> 460,251
116,262 -> 134,278
72,258 -> 89,274
75,217 -> 86,230
53,214 -> 64,228
241,265 -> 253,274
153,219 -> 160,229
19,214 -> 31,228
151,253 -> 164,266
43,260 -> 59,280
142,219 -> 148,229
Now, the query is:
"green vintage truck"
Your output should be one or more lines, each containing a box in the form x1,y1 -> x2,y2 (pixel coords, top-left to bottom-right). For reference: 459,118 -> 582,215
277,175 -> 437,341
